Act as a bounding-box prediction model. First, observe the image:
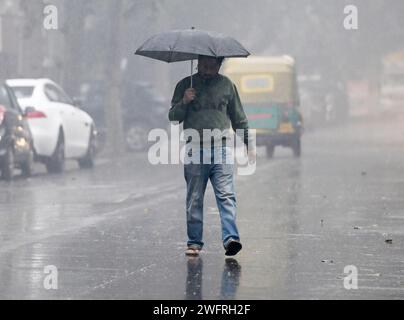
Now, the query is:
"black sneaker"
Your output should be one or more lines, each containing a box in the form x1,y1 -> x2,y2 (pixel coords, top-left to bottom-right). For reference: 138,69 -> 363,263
225,240 -> 242,256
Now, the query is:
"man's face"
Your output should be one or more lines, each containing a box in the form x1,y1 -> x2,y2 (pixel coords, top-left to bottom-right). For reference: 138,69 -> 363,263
198,57 -> 221,80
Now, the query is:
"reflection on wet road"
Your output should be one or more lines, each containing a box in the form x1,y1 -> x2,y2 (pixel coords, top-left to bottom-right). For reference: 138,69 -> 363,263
185,257 -> 241,300
1,115 -> 404,299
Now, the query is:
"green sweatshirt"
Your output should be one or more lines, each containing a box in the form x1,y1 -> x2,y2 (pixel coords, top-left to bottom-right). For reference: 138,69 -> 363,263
169,73 -> 250,148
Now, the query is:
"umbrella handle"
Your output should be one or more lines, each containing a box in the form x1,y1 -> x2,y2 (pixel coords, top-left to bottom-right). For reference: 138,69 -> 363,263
190,26 -> 195,88
190,60 -> 194,88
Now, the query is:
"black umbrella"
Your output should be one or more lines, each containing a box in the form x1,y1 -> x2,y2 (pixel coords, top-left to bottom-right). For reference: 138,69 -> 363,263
135,28 -> 250,87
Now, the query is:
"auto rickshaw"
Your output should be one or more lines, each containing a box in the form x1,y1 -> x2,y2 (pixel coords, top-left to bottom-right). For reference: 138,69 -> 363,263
223,55 -> 303,157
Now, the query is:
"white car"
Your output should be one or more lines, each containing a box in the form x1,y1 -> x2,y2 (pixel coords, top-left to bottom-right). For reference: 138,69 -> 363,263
6,78 -> 97,173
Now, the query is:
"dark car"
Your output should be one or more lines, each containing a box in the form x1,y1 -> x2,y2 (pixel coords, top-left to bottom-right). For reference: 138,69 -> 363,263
0,82 -> 34,181
78,80 -> 168,152
122,81 -> 167,152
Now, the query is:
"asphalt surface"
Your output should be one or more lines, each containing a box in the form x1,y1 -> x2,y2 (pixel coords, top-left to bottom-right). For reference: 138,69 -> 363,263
1,114 -> 404,300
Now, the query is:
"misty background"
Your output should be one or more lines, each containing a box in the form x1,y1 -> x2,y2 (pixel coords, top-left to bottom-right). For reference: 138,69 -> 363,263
1,0 -> 403,153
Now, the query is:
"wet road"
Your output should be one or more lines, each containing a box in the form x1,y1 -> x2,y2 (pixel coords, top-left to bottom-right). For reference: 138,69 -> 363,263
1,115 -> 404,300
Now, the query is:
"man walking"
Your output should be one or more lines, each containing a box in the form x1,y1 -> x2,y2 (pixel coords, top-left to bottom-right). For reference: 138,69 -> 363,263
169,55 -> 255,257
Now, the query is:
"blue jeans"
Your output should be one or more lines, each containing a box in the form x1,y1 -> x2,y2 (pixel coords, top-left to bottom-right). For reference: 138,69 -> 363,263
184,146 -> 240,249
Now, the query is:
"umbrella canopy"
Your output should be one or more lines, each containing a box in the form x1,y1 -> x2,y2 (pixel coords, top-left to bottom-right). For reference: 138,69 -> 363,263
135,28 -> 250,63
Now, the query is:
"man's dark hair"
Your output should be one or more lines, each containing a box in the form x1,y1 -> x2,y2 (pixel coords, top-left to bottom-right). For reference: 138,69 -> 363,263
217,57 -> 225,66
198,55 -> 225,66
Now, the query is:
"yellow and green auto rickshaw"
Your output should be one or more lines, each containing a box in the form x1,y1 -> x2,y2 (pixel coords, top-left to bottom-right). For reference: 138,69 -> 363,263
223,55 -> 303,157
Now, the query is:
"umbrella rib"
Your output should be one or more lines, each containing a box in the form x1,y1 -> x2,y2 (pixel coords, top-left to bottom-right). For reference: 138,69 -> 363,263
210,34 -> 219,57
168,31 -> 183,63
